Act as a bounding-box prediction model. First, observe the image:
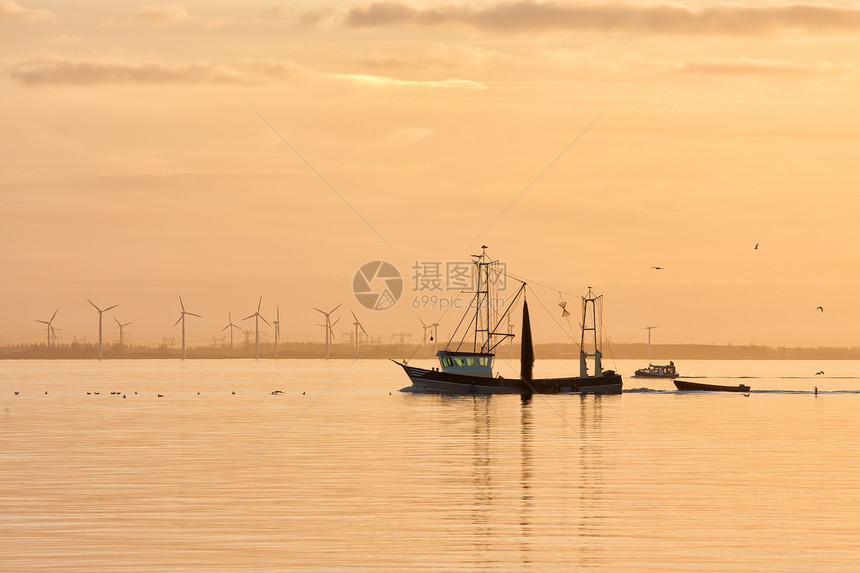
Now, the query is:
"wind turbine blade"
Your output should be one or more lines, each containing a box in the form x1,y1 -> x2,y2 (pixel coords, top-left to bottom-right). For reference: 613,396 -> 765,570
220,324 -> 230,332
260,316 -> 271,327
360,324 -> 368,335
114,317 -> 122,326
187,312 -> 202,318
173,316 -> 183,327
330,304 -> 341,314
36,320 -> 49,325
257,296 -> 262,313
231,323 -> 242,331
418,316 -> 426,327
331,317 -> 341,328
179,295 -> 185,312
351,310 -> 359,322
104,304 -> 118,312
50,309 -> 58,322
313,307 -> 325,315
87,299 -> 100,311
277,306 -> 280,321
242,314 -> 255,321
125,322 -> 133,327
50,325 -> 56,337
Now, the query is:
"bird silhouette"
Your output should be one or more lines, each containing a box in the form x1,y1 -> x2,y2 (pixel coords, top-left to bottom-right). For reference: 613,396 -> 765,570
651,266 -> 664,270
754,243 -> 759,249
816,306 -> 824,313
815,371 -> 824,376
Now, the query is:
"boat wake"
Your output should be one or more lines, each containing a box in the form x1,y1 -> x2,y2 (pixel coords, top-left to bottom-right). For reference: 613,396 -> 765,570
624,388 -> 860,395
683,375 -> 860,380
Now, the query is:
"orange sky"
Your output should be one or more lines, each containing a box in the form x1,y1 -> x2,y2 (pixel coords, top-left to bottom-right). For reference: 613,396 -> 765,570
3,0 -> 860,349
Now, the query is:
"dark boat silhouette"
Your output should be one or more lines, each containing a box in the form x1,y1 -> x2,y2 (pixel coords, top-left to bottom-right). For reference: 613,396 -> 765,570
674,380 -> 750,393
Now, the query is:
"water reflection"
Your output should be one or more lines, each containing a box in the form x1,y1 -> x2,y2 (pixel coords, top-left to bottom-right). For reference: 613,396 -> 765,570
471,396 -> 493,557
578,395 -> 605,567
520,398 -> 533,569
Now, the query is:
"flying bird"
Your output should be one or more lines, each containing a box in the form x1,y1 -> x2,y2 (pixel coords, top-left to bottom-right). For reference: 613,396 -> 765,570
816,306 -> 824,313
754,243 -> 759,249
651,266 -> 664,270
815,371 -> 824,376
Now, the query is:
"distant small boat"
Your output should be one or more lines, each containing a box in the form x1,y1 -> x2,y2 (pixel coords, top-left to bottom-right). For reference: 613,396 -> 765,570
634,361 -> 679,379
674,380 -> 750,393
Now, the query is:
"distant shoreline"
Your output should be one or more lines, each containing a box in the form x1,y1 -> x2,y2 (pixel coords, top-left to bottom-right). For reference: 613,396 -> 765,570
2,342 -> 858,360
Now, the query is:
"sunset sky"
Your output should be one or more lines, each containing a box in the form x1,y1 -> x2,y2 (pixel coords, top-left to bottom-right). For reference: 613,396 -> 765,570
3,0 -> 860,349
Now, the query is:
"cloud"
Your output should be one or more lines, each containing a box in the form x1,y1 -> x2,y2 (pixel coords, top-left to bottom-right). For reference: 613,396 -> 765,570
678,57 -> 860,76
334,1 -> 860,36
331,73 -> 487,89
137,3 -> 195,25
0,0 -> 56,23
8,57 -> 303,86
8,56 -> 483,90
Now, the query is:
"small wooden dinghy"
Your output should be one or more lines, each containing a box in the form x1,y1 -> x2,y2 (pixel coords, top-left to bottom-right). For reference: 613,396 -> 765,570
674,380 -> 751,393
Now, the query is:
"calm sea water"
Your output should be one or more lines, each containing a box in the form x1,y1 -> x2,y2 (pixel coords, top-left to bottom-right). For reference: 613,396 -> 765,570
2,358 -> 859,572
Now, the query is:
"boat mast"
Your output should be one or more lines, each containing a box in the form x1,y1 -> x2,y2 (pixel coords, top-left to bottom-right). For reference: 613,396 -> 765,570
473,245 -> 492,353
579,286 -> 603,377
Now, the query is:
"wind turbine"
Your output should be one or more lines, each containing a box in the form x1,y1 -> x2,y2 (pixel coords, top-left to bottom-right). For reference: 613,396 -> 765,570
173,295 -> 201,360
220,311 -> 242,356
88,299 -> 118,360
35,310 -> 58,347
644,325 -> 662,361
351,310 -> 367,357
113,316 -> 132,349
243,296 -> 270,360
418,316 -> 435,347
314,304 -> 341,359
273,305 -> 281,359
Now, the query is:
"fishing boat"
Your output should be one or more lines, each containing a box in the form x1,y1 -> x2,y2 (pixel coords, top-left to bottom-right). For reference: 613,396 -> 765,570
634,361 -> 679,379
394,247 -> 623,395
674,380 -> 751,393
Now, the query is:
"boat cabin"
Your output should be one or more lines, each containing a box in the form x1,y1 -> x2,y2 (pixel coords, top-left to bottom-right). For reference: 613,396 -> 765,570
436,350 -> 494,378
634,361 -> 677,377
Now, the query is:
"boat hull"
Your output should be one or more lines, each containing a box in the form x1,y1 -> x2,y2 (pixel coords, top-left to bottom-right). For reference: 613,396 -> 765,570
674,380 -> 750,393
397,362 -> 623,395
633,371 -> 679,379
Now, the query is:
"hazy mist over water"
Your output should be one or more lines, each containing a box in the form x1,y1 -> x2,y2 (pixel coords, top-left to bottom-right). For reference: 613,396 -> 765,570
2,359 -> 859,571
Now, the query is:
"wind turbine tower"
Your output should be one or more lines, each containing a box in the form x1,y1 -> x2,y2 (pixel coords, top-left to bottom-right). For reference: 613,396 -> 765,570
351,310 -> 367,358
243,296 -> 270,360
88,299 -> 118,360
35,310 -> 58,348
173,295 -> 201,360
314,304 -> 341,359
220,311 -> 242,356
645,325 -> 662,360
273,305 -> 281,359
114,317 -> 132,349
